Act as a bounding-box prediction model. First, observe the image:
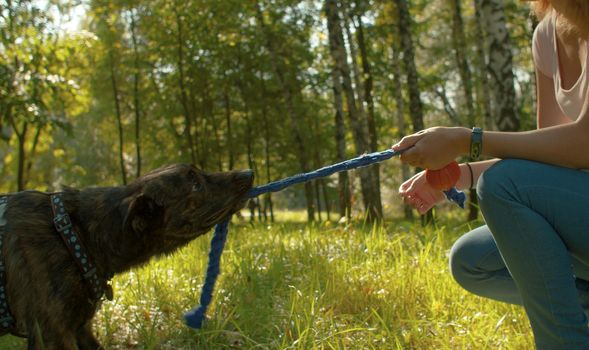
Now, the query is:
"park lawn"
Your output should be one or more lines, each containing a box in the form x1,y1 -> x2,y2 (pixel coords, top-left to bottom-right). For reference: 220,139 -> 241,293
0,211 -> 534,349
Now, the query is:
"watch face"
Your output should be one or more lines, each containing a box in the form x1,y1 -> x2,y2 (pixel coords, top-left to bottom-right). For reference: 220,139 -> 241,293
470,128 -> 483,160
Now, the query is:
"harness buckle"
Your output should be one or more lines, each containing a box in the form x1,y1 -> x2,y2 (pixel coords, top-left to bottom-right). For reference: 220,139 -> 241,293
53,213 -> 72,232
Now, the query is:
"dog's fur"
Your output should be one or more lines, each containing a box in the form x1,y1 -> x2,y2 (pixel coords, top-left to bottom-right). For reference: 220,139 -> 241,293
0,164 -> 253,349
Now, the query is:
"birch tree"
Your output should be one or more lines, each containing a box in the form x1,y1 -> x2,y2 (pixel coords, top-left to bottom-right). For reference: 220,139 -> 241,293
475,0 -> 519,131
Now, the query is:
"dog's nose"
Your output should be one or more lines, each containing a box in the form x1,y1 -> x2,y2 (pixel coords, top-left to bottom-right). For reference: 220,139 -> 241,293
236,169 -> 254,183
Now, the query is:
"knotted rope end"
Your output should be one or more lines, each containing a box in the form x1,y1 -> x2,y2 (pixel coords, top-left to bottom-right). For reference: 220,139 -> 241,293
184,306 -> 206,329
444,188 -> 466,208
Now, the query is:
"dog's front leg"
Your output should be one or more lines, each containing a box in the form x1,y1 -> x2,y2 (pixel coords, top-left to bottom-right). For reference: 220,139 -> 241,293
76,321 -> 103,350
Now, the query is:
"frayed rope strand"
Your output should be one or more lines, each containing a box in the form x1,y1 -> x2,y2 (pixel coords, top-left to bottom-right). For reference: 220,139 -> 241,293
184,219 -> 230,329
184,149 -> 465,328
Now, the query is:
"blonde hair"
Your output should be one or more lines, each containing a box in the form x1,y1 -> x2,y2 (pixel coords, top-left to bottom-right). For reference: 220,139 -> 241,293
532,0 -> 589,36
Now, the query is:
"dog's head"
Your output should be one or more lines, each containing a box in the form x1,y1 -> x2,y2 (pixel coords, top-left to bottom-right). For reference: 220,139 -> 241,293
123,164 -> 254,241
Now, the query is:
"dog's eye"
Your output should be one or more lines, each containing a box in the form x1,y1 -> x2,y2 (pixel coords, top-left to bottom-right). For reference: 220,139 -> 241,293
192,182 -> 202,192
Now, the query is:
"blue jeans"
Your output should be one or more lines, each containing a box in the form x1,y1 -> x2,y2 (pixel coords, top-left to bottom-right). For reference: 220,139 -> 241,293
449,159 -> 589,349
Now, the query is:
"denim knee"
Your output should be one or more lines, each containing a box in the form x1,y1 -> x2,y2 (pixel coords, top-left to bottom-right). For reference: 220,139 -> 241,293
477,159 -> 529,220
449,234 -> 481,293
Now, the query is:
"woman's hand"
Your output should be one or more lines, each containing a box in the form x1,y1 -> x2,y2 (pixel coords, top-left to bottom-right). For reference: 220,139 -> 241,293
392,127 -> 470,170
399,171 -> 446,214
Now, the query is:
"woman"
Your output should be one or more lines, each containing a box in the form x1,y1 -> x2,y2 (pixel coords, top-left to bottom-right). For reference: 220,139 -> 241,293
393,1 -> 589,348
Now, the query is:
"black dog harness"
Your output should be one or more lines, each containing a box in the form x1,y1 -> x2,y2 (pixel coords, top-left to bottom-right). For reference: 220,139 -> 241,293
0,194 -> 114,332
50,194 -> 113,302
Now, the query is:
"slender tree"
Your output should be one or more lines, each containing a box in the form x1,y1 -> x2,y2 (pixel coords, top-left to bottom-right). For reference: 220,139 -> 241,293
450,0 -> 478,220
255,1 -> 316,221
394,0 -> 431,224
473,0 -> 494,131
129,8 -> 142,177
109,49 -> 127,185
326,0 -> 380,221
475,0 -> 520,131
173,4 -> 197,164
353,2 -> 383,219
391,33 -> 413,220
325,2 -> 352,219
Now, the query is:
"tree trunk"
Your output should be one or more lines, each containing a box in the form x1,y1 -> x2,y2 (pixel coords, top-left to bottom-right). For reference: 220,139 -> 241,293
325,0 -> 352,219
391,41 -> 413,220
354,10 -> 383,220
130,10 -> 142,178
395,0 -> 432,225
189,84 -> 205,169
259,72 -> 275,222
473,1 -> 494,131
451,0 -> 479,221
174,7 -> 197,164
326,0 -> 379,221
109,50 -> 127,186
341,2 -> 363,111
451,0 -> 475,127
312,116 -> 327,222
314,176 -> 323,221
23,125 -> 42,188
395,0 -> 424,133
475,0 -> 519,132
223,82 -> 234,171
13,121 -> 27,192
239,86 -> 255,174
203,82 -> 223,171
255,1 -> 315,221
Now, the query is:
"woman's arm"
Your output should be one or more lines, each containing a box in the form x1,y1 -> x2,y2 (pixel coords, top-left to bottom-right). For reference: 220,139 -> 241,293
393,85 -> 589,170
481,67 -> 585,168
456,159 -> 500,190
453,70 -> 569,190
482,109 -> 589,169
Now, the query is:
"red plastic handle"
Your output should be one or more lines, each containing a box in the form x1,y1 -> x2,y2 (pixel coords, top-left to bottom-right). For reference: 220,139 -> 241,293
425,161 -> 460,191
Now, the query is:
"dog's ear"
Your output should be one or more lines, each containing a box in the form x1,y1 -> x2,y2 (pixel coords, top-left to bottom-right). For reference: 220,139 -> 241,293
123,194 -> 164,234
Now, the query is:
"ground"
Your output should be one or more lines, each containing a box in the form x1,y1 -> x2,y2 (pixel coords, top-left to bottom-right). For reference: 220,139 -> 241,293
0,210 -> 533,349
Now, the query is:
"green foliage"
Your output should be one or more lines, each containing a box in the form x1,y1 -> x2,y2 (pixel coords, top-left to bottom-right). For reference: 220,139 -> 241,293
0,0 -> 538,205
0,0 -> 95,191
0,2 -> 547,347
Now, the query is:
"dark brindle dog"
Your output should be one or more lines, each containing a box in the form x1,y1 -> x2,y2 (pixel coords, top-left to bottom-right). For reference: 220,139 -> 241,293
0,164 -> 253,349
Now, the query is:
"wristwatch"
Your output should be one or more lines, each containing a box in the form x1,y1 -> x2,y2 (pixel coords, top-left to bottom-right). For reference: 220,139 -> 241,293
470,127 -> 483,161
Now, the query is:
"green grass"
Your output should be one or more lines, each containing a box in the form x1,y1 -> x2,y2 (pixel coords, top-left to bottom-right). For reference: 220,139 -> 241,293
0,211 -> 534,349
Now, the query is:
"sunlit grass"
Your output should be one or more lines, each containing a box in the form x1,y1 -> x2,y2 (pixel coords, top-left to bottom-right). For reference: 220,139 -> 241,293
0,211 -> 534,349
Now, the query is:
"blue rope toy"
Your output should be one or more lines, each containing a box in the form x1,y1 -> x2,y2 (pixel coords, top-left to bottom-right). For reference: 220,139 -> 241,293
184,149 -> 465,328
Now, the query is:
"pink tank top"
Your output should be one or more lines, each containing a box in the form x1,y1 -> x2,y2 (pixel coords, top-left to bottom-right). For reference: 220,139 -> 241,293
532,12 -> 588,120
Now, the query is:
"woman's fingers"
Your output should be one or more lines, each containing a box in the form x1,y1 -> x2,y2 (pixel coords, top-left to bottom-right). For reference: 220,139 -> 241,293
392,132 -> 425,153
399,147 -> 425,168
398,170 -> 446,214
399,172 -> 421,194
392,127 -> 469,170
403,193 -> 432,214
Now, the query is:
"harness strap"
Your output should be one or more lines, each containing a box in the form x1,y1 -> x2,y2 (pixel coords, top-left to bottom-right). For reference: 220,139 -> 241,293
50,194 -> 113,302
0,196 -> 16,330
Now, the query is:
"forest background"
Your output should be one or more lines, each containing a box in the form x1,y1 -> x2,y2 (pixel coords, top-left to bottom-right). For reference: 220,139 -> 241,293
0,0 -> 537,224
0,0 -> 544,348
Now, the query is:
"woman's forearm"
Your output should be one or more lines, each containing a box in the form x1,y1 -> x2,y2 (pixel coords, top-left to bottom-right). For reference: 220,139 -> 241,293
457,159 -> 500,190
481,120 -> 589,169
392,110 -> 589,171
